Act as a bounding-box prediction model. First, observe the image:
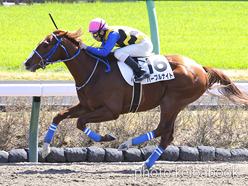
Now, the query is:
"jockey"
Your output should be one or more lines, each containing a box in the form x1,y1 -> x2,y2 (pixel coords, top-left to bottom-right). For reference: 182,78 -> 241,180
80,18 -> 153,82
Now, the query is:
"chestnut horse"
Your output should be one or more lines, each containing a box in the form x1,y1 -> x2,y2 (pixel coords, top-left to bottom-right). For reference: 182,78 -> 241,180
23,28 -> 248,169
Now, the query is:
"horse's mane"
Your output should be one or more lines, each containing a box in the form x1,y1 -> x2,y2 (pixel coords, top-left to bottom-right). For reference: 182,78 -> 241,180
53,28 -> 83,44
53,28 -> 118,63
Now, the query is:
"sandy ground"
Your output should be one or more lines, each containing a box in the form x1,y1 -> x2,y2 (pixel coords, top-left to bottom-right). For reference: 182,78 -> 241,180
0,161 -> 247,186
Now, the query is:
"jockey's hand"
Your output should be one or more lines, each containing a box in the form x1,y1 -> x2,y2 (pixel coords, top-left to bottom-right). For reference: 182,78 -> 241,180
79,42 -> 88,50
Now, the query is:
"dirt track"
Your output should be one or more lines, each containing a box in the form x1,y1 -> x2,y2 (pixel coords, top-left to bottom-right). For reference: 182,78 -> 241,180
0,161 -> 247,186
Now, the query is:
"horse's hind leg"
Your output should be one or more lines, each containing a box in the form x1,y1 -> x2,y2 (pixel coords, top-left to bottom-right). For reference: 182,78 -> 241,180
141,84 -> 206,169
118,99 -> 181,169
119,66 -> 207,169
140,100 -> 182,170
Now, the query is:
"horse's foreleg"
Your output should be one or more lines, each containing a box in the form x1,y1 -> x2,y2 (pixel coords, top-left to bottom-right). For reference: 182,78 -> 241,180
42,103 -> 88,158
76,106 -> 119,142
43,103 -> 88,144
82,127 -> 117,142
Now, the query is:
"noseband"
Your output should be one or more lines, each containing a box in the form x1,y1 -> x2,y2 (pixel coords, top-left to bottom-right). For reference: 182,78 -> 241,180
31,32 -> 111,90
33,33 -> 81,69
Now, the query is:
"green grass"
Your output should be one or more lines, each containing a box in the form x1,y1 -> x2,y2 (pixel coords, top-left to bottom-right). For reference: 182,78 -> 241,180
158,1 -> 248,69
0,1 -> 248,74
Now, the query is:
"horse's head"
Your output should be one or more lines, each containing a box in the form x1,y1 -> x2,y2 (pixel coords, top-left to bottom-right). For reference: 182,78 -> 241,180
23,28 -> 83,72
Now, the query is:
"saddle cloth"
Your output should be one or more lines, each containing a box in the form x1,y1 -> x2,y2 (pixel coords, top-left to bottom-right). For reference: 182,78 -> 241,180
117,54 -> 175,86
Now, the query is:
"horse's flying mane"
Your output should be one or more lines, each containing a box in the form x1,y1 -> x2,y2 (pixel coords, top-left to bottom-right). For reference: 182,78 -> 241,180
53,27 -> 83,43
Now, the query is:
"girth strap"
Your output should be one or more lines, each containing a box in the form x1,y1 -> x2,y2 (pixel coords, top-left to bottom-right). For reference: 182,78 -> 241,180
129,82 -> 142,113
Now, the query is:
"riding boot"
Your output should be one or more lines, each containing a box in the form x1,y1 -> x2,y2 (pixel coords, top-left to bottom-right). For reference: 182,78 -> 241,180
124,56 -> 150,82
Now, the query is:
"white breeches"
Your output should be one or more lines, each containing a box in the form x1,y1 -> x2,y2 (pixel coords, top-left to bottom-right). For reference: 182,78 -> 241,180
114,38 -> 153,62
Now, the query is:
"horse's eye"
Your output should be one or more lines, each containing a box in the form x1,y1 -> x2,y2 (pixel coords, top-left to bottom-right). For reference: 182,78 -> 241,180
44,43 -> 49,48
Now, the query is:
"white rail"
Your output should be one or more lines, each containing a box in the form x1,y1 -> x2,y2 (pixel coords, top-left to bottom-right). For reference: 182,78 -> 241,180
0,82 -> 247,97
0,83 -> 76,96
0,81 -> 247,163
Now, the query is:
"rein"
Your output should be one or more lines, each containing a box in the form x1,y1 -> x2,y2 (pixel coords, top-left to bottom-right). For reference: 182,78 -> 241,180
33,33 -> 81,69
76,59 -> 99,91
75,51 -> 111,90
33,32 -> 111,89
85,50 -> 111,73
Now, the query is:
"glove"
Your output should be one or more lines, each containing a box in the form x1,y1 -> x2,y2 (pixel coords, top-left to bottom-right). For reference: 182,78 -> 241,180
79,42 -> 88,50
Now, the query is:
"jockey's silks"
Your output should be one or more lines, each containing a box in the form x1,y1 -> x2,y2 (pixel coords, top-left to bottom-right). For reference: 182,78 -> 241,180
86,26 -> 148,57
104,26 -> 147,47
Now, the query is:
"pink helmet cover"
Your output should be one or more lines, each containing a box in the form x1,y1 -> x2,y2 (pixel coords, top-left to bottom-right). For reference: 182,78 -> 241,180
89,18 -> 108,33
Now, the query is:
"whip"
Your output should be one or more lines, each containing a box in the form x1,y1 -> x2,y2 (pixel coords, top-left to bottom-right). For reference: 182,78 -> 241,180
49,13 -> 58,30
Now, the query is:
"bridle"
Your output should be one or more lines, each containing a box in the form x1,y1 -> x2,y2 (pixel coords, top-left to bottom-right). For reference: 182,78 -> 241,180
31,32 -> 111,90
33,33 -> 81,69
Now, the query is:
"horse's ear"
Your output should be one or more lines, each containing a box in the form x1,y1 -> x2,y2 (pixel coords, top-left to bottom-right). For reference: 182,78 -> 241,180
55,30 -> 68,39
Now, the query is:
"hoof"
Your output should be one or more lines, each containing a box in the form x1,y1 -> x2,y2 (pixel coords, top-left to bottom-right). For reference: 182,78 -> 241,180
118,140 -> 132,151
106,133 -> 117,141
42,142 -> 50,158
141,163 -> 148,170
138,163 -> 148,172
42,149 -> 50,159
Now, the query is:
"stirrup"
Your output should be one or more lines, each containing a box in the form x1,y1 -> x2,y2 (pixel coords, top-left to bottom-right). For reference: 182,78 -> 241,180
135,72 -> 150,82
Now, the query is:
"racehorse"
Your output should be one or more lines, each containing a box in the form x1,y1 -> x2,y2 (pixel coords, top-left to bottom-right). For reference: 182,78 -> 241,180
23,28 -> 248,169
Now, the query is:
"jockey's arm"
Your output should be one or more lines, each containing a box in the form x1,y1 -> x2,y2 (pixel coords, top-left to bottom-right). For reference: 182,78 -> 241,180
86,31 -> 120,57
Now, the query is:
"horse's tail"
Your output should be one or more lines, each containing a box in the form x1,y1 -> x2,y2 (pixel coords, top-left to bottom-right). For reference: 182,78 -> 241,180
203,66 -> 248,106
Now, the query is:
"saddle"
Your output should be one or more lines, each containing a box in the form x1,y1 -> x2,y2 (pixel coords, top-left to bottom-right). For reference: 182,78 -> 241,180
116,54 -> 175,86
89,52 -> 175,113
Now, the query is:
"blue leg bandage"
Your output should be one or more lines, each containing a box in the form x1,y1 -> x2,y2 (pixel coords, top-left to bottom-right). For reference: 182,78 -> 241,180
44,123 -> 57,144
132,131 -> 155,146
83,127 -> 101,142
145,146 -> 164,169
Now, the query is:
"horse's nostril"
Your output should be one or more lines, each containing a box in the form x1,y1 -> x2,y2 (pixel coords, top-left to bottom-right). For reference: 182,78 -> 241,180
25,62 -> 31,67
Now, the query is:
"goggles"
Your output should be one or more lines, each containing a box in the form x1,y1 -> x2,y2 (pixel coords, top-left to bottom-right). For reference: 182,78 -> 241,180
91,32 -> 99,39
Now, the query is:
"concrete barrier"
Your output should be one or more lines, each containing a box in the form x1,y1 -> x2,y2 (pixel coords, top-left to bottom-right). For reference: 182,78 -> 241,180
1,146 -> 248,163
0,81 -> 247,163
